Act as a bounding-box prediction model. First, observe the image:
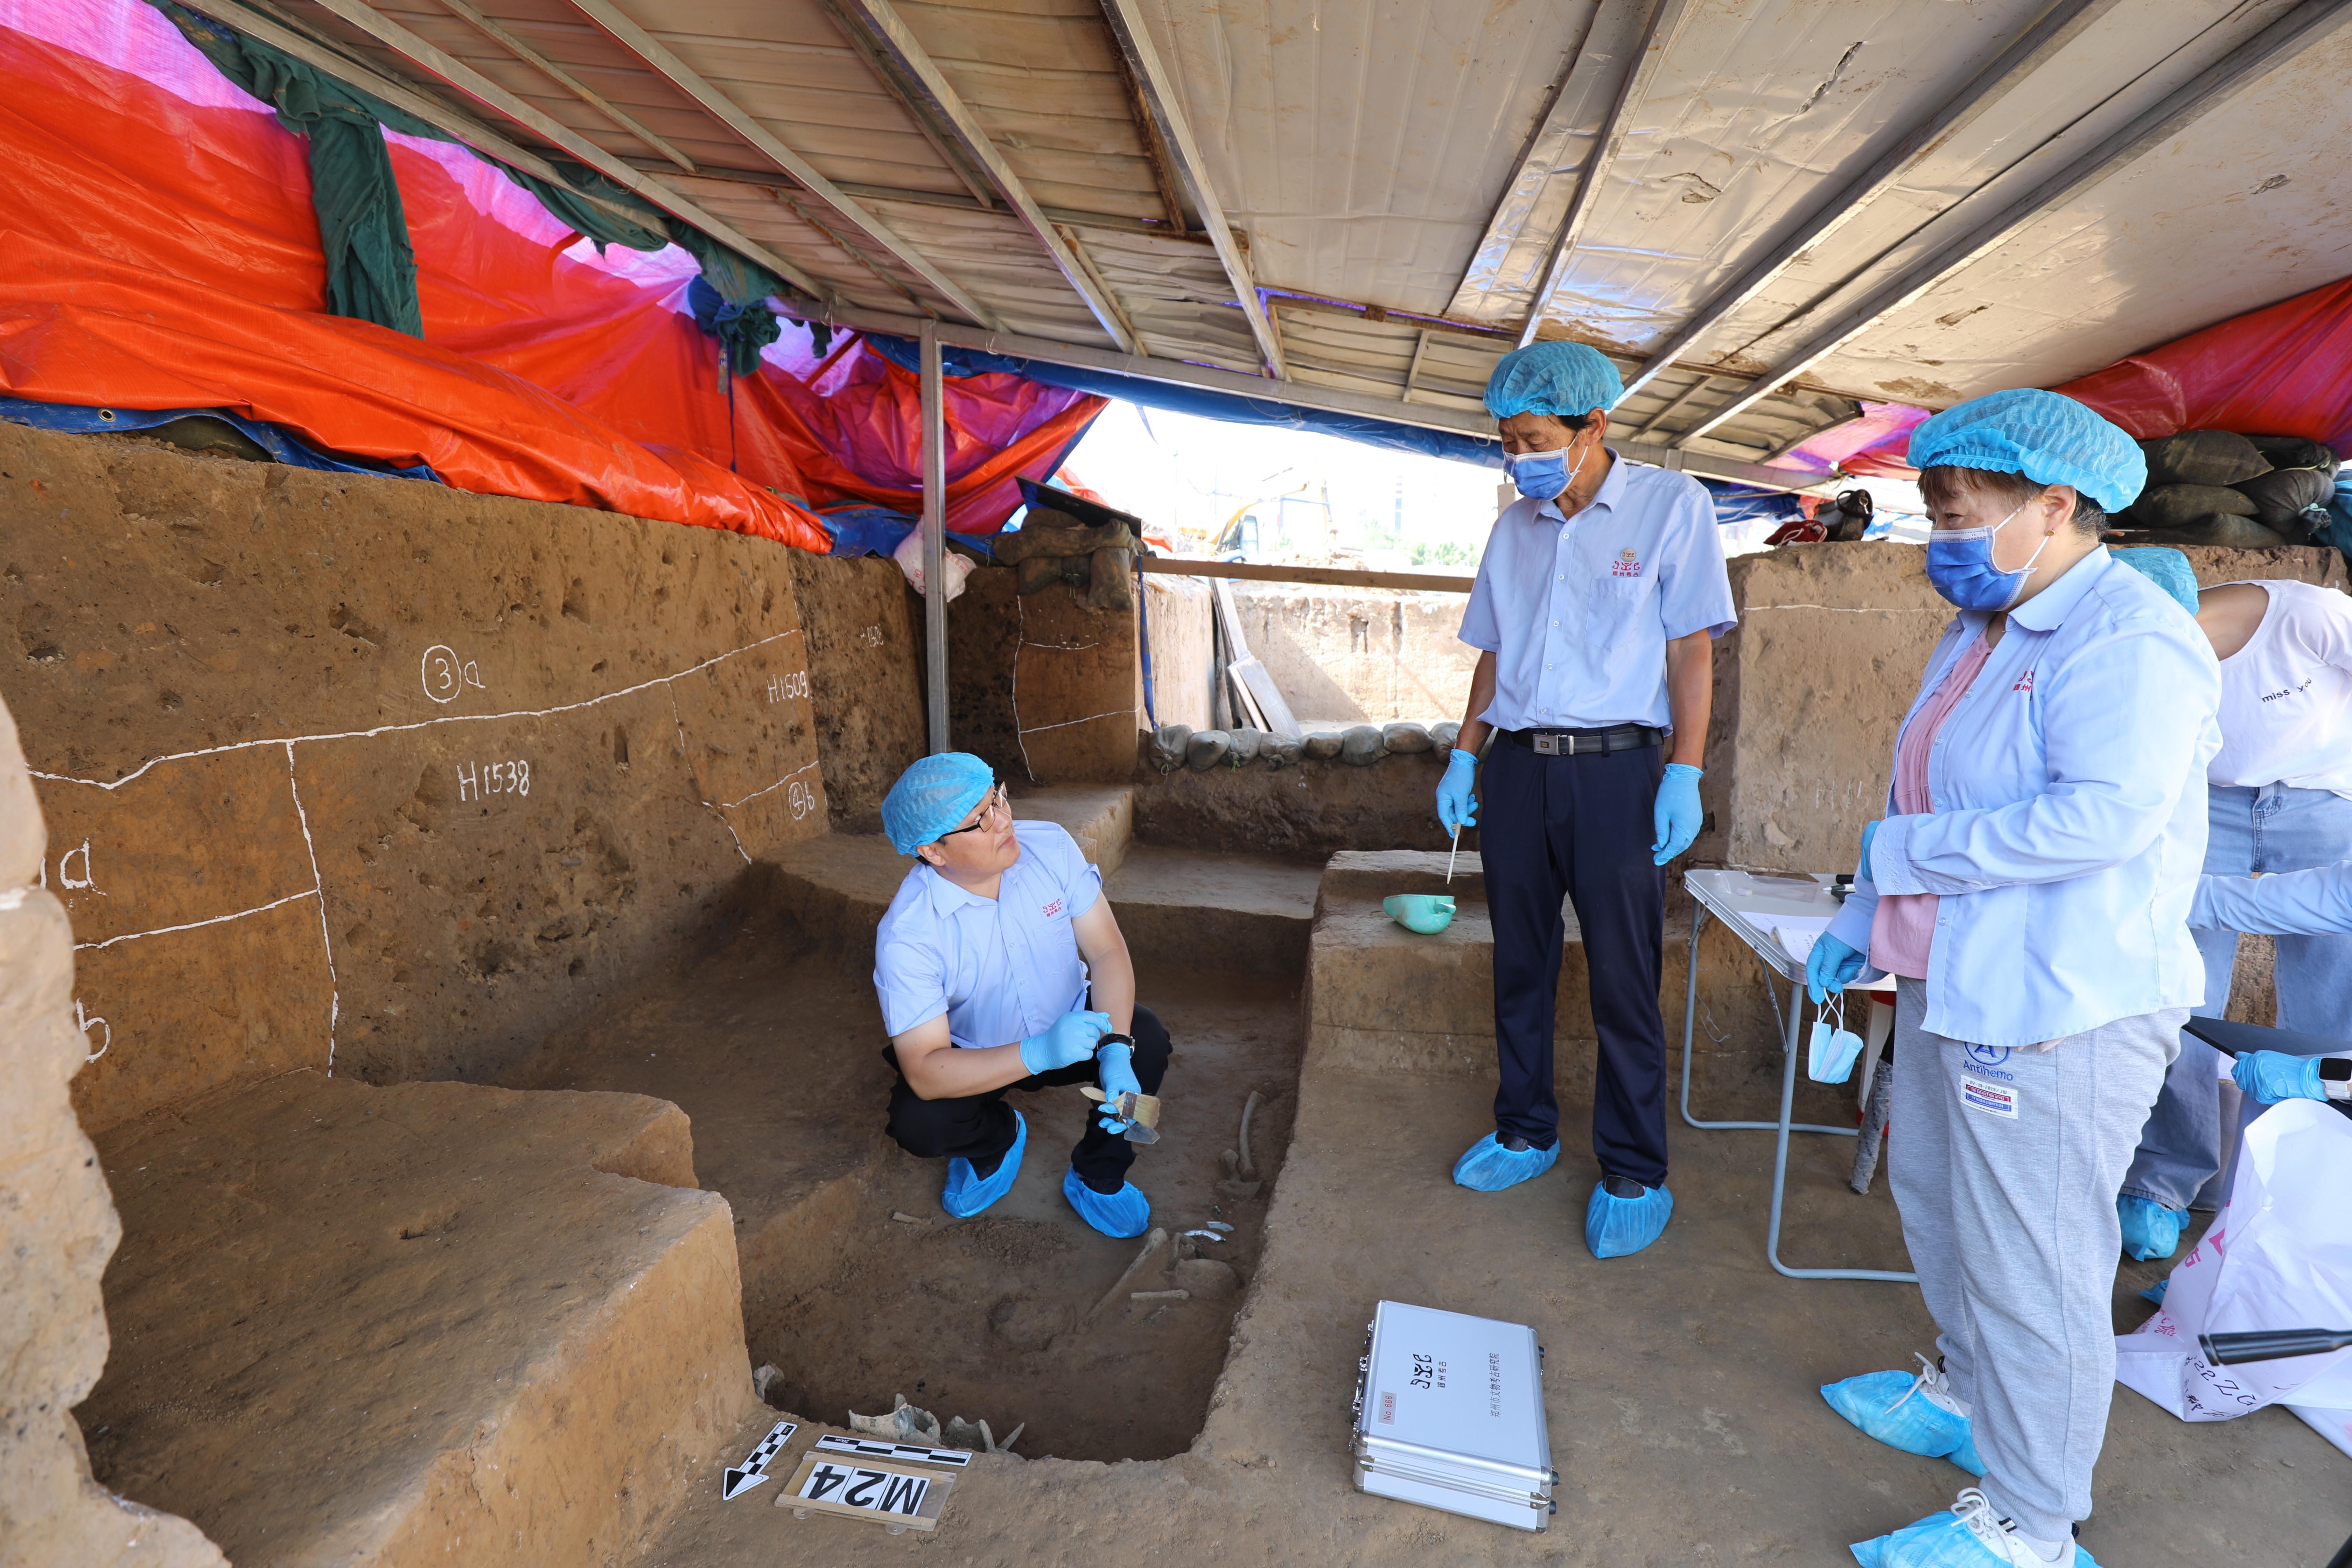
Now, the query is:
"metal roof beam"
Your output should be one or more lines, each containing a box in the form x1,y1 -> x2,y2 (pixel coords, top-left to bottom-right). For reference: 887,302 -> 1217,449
180,0 -> 830,300
834,0 -> 1142,354
811,0 -> 999,210
1680,0 -> 2352,446
1098,0 -> 1286,377
1616,0 -> 2120,406
430,0 -> 696,173
817,304 -> 1839,494
559,0 -> 997,327
1516,0 -> 1697,349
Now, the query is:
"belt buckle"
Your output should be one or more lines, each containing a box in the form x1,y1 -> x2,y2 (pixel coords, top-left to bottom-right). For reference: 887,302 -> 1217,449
1533,733 -> 1561,756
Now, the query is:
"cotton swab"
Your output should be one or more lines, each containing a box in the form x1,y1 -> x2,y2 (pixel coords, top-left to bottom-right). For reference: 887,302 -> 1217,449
1447,823 -> 1460,885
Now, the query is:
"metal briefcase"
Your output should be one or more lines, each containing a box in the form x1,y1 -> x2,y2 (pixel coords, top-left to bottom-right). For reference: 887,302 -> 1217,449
1350,1299 -> 1555,1531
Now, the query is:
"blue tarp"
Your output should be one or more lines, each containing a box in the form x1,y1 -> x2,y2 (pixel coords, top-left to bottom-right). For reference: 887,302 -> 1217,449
0,396 -> 440,480
818,502 -> 1000,561
859,333 -> 1506,469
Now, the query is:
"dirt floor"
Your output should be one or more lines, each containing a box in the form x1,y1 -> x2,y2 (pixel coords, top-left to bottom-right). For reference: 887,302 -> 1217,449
638,1056 -> 2352,1568
504,925 -> 1301,1465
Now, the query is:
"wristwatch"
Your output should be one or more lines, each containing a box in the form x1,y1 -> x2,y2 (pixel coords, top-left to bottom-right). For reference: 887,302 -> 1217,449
1095,1032 -> 1135,1058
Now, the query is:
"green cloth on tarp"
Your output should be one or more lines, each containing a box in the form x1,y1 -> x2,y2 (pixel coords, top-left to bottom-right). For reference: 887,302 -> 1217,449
149,0 -> 799,337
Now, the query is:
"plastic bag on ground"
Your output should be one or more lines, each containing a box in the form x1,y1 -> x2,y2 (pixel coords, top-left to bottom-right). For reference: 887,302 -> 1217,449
2114,1099 -> 2352,1458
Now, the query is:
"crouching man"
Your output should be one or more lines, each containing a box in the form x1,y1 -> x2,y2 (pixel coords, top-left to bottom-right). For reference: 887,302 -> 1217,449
872,752 -> 1167,1238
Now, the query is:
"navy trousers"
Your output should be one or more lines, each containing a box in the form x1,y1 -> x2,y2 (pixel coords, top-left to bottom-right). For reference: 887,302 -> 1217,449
883,1002 -> 1170,1192
1479,737 -> 1670,1187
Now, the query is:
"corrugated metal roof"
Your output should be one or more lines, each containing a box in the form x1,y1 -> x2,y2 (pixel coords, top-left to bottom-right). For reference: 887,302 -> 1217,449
227,0 -> 2352,474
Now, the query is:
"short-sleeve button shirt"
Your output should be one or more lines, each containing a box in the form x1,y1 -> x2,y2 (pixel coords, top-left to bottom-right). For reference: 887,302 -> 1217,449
1459,451 -> 1737,730
873,819 -> 1102,1050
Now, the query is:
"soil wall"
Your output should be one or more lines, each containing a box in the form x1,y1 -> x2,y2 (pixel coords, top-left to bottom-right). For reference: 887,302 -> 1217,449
1695,541 -> 2350,876
1226,581 -> 1474,726
784,552 -> 925,834
0,693 -> 225,1567
0,425 -> 831,1134
944,565 -> 1143,786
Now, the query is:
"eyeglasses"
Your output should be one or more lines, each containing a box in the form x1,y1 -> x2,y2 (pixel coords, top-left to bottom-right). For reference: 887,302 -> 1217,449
936,783 -> 1010,840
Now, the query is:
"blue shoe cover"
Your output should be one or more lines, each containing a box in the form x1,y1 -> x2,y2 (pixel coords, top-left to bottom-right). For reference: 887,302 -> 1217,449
2118,1195 -> 2182,1261
942,1111 -> 1025,1218
1062,1166 -> 1150,1238
1850,1504 -> 2098,1568
1583,1180 -> 1672,1258
1821,1365 -> 1983,1475
2138,1277 -> 2169,1306
1451,1133 -> 1558,1191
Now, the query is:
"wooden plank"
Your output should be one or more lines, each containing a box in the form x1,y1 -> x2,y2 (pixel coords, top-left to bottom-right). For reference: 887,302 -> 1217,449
1139,558 -> 1474,594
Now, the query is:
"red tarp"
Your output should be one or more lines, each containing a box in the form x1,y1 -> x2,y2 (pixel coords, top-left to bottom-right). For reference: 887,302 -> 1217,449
2053,276 -> 2352,455
0,0 -> 1103,545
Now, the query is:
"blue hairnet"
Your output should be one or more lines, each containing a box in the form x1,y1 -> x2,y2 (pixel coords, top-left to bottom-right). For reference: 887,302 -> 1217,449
882,752 -> 994,854
2108,547 -> 2200,615
1484,342 -> 1624,420
1905,389 -> 2146,514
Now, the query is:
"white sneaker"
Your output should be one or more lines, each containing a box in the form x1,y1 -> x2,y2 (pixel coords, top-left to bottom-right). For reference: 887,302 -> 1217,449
1890,1352 -> 1971,1420
1949,1489 -> 2074,1566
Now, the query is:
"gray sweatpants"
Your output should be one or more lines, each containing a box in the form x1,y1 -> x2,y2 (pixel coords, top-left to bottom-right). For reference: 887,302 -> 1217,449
1889,979 -> 2181,1540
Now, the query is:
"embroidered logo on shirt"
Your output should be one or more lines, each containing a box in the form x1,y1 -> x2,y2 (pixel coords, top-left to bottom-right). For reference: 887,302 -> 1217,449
1965,1042 -> 2011,1068
2011,669 -> 2035,694
1959,1075 -> 2018,1118
1040,897 -> 1065,919
1612,548 -> 1644,578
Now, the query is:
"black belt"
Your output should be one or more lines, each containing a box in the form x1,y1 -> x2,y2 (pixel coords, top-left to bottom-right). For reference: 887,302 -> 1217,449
1502,724 -> 1663,757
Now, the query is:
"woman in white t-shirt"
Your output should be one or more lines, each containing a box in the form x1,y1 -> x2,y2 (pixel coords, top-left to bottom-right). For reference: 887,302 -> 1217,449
2118,577 -> 2352,1261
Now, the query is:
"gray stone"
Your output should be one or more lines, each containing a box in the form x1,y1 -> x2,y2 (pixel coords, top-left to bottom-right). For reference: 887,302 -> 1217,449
1225,729 -> 1266,767
1261,734 -> 1302,769
1338,725 -> 1386,766
1382,722 -> 1432,754
1431,720 -> 1461,752
1148,724 -> 1193,773
1186,730 -> 1232,771
1300,730 -> 1344,761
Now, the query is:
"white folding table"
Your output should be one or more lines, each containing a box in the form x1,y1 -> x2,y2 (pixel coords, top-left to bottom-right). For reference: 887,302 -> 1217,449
1678,869 -> 1915,1284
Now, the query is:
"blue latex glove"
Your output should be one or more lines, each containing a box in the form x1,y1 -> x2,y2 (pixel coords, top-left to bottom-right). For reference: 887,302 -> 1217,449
1018,1008 -> 1111,1076
1860,819 -> 1879,879
1095,1038 -> 1143,1132
2232,1049 -> 2326,1105
1806,932 -> 1866,1005
1650,763 -> 1704,865
1435,748 -> 1479,833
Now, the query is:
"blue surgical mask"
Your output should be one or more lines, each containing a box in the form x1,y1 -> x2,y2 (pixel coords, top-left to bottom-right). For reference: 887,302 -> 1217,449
1924,502 -> 2051,612
1506,442 -> 1588,503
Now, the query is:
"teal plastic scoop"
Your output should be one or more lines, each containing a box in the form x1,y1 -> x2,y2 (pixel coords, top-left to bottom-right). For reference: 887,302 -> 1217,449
1384,894 -> 1456,934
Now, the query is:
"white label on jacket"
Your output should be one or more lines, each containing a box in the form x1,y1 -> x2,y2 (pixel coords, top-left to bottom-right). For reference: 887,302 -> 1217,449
1960,1075 -> 2018,1119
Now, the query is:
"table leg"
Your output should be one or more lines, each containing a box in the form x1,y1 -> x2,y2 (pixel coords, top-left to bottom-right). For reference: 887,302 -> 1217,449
1681,919 -> 1855,1138
1765,978 -> 1918,1284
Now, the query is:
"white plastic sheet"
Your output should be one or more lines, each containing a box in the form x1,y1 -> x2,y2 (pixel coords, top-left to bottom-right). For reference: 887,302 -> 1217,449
2114,1099 -> 2352,1460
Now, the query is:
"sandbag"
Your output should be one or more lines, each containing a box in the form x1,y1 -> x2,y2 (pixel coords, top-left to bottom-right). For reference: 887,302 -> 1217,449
1015,555 -> 1064,595
2131,483 -> 2259,527
2245,434 -> 2340,476
2141,429 -> 2272,488
2170,514 -> 2290,548
1085,546 -> 1135,611
992,510 -> 1138,564
2235,465 -> 2337,524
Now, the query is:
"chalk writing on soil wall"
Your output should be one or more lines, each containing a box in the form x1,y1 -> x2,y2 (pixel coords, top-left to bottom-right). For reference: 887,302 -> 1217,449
420,644 -> 486,705
456,758 -> 532,801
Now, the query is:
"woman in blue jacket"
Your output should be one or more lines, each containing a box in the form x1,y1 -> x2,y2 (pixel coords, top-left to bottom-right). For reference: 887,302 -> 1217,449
1805,391 -> 2221,1568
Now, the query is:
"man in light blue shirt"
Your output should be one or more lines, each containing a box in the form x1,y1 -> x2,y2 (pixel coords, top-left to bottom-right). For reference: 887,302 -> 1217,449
1433,341 -> 1736,1261
871,753 -> 1167,1238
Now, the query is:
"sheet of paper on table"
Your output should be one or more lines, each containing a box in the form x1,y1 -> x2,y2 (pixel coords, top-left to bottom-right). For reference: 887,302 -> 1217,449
1773,917 -> 1833,967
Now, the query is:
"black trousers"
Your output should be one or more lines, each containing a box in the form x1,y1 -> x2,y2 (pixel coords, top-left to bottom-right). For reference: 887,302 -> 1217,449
1479,737 -> 1670,1187
883,1002 -> 1170,1193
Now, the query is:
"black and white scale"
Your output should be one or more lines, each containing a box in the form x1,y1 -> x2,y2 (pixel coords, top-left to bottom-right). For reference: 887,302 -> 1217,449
1351,1300 -> 1556,1531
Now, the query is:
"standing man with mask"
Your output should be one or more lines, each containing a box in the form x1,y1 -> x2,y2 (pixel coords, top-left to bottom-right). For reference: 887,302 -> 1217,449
1434,341 -> 1736,1260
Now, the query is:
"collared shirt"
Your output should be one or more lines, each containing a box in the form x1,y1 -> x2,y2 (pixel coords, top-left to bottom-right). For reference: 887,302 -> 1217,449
1824,548 -> 2222,1048
1458,451 -> 1736,731
873,820 -> 1101,1049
